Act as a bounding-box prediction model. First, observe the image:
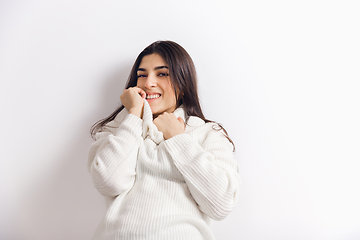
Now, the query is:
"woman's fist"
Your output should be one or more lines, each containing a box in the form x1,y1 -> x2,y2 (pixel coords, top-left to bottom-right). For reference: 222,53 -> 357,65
120,87 -> 146,118
153,112 -> 185,140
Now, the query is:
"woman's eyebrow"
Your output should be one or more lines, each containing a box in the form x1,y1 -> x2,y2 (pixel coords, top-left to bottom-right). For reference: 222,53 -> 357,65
154,66 -> 168,70
137,66 -> 168,71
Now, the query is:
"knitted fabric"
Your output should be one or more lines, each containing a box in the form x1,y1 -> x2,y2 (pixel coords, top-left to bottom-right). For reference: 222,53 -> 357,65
88,100 -> 241,240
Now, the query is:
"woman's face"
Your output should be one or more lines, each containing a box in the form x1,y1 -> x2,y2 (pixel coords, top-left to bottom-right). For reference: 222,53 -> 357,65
136,53 -> 177,118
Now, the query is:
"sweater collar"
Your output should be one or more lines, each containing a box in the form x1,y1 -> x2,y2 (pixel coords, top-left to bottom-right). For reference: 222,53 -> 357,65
142,99 -> 186,145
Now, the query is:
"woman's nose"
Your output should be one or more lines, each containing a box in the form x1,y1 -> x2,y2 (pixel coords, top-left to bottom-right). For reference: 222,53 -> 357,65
145,74 -> 157,88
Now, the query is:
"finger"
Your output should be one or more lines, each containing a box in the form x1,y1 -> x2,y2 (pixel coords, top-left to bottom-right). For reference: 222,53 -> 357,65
139,89 -> 146,99
133,87 -> 146,98
177,117 -> 185,125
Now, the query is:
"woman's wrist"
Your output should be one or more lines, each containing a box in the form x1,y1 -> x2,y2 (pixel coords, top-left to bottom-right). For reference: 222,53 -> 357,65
129,107 -> 142,119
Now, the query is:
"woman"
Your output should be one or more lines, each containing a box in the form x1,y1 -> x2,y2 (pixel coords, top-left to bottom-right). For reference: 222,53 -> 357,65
88,40 -> 241,240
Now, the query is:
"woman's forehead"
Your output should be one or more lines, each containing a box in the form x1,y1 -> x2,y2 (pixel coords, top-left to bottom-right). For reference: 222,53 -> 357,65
138,54 -> 168,70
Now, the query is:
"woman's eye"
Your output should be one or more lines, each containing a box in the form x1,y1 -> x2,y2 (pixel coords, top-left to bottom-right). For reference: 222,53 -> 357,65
159,73 -> 169,77
137,74 -> 147,78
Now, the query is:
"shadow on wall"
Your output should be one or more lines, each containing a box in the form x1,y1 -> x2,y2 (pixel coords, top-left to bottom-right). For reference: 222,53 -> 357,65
13,64 -> 132,240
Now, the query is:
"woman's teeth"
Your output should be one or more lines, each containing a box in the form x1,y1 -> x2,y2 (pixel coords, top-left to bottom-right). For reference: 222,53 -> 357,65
146,94 -> 160,99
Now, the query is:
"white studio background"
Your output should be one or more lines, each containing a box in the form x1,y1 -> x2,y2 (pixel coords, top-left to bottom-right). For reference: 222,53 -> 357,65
0,0 -> 359,239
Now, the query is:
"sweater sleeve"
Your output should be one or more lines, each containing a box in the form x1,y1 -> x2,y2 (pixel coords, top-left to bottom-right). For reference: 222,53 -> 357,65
87,113 -> 143,197
163,125 -> 241,221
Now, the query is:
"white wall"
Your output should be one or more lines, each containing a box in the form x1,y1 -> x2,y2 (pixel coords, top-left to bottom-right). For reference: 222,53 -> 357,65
1,0 -> 359,239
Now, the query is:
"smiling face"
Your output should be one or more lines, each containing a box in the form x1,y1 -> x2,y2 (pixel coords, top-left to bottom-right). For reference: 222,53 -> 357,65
136,53 -> 177,118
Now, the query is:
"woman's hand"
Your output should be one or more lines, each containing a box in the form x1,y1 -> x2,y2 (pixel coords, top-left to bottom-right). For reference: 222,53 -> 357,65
120,87 -> 146,118
153,112 -> 185,140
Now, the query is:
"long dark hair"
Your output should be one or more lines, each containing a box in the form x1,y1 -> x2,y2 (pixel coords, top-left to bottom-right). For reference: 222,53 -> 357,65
90,40 -> 235,150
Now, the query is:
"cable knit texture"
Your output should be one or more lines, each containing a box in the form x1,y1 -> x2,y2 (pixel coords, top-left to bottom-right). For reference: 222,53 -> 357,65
88,100 -> 241,240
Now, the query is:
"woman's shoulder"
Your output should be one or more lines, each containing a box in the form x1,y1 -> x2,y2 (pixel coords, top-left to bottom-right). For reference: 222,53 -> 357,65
186,116 -> 222,130
100,108 -> 129,135
185,116 -> 205,128
186,116 -> 226,139
185,117 -> 233,151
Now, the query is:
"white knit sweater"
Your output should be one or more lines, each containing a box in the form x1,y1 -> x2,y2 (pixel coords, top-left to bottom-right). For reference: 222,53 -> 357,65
88,100 -> 241,240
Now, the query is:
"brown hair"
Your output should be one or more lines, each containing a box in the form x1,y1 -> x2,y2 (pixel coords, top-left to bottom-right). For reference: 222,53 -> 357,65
90,40 -> 235,150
